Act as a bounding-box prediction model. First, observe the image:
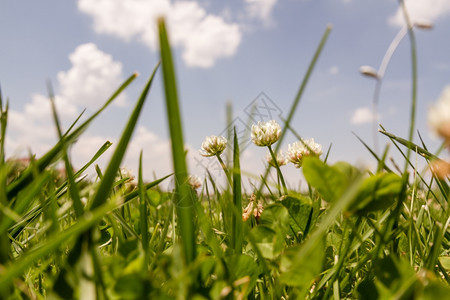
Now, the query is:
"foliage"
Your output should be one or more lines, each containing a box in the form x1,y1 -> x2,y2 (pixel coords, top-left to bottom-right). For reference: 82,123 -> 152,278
0,14 -> 449,300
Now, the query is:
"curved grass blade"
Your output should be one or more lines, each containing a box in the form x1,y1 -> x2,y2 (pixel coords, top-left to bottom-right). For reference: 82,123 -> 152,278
158,17 -> 196,264
7,73 -> 138,199
0,201 -> 116,294
378,128 -> 438,161
48,81 -> 84,217
257,25 -> 332,195
90,66 -> 158,210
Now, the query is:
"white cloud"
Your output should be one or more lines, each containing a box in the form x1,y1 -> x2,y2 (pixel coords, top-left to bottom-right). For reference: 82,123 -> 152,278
6,43 -> 127,159
244,0 -> 278,25
328,65 -> 339,75
351,107 -> 379,125
389,0 -> 450,27
77,0 -> 242,68
57,43 -> 127,108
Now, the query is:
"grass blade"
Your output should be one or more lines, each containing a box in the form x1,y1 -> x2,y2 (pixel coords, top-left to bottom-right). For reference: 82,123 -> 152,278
232,127 -> 243,254
158,17 -> 196,264
90,66 -> 158,210
258,25 -> 332,195
7,73 -> 138,199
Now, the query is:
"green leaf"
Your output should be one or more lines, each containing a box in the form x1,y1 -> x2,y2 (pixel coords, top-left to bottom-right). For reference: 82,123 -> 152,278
226,254 -> 261,296
350,172 -> 403,215
438,256 -> 450,271
279,235 -> 325,292
302,157 -> 348,202
280,195 -> 312,234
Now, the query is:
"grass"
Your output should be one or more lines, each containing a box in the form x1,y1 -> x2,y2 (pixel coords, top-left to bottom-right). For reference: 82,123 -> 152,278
1,10 -> 450,300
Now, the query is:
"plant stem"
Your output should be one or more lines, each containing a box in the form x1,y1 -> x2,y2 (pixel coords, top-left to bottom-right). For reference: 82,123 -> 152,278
216,154 -> 232,186
268,145 -> 288,195
400,0 -> 418,172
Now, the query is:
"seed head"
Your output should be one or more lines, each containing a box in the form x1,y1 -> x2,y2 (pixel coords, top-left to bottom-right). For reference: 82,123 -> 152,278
200,135 -> 227,157
414,20 -> 433,30
359,65 -> 379,79
251,120 -> 281,147
287,138 -> 323,168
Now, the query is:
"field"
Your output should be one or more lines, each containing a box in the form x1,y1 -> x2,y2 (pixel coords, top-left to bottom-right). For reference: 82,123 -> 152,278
1,14 -> 450,300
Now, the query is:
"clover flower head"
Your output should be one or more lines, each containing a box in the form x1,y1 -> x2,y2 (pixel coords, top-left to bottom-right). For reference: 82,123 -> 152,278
428,85 -> 450,141
287,138 -> 323,168
188,175 -> 202,190
266,150 -> 287,167
119,167 -> 137,191
200,135 -> 227,157
251,120 -> 281,147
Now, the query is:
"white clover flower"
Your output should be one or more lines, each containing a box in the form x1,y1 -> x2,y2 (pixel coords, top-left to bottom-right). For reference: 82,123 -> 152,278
428,85 -> 450,141
287,138 -> 323,168
266,150 -> 287,167
119,167 -> 137,191
251,120 -> 281,147
200,135 -> 227,157
188,175 -> 202,190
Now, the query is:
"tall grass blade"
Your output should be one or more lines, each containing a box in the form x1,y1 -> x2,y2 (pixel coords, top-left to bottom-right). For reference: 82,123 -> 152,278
400,0 -> 418,171
7,73 -> 138,199
47,81 -> 84,217
258,25 -> 332,195
158,17 -> 196,264
138,152 -> 150,268
90,66 -> 158,210
232,127 -> 243,254
0,201 -> 116,294
378,128 -> 438,161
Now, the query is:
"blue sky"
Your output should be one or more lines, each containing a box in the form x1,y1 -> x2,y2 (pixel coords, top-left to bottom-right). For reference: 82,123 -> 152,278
1,0 -> 450,188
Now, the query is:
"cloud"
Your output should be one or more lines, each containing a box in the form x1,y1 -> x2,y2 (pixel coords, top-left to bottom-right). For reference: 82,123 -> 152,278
244,0 -> 278,25
77,0 -> 242,68
6,43 -> 127,158
57,43 -> 127,108
389,0 -> 450,27
351,107 -> 379,125
328,65 -> 339,75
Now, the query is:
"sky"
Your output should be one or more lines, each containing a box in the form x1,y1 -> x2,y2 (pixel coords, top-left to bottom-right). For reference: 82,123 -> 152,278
1,0 -> 450,190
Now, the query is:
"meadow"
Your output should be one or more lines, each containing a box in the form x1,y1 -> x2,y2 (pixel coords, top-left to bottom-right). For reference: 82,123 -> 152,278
0,10 -> 450,300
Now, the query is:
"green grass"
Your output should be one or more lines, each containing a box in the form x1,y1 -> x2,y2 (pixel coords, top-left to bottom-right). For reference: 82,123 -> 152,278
0,12 -> 449,300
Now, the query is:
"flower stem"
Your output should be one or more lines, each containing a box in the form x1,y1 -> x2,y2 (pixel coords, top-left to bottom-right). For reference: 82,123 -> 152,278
216,154 -> 232,186
268,145 -> 288,195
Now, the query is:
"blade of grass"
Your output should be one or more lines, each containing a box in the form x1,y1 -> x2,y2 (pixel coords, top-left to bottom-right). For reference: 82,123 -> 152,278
378,128 -> 438,161
7,73 -> 138,199
0,201 -> 117,294
90,65 -> 158,210
400,0 -> 418,172
257,25 -> 332,196
232,128 -> 243,254
353,131 -> 394,173
47,81 -> 84,218
138,151 -> 150,268
158,17 -> 196,264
